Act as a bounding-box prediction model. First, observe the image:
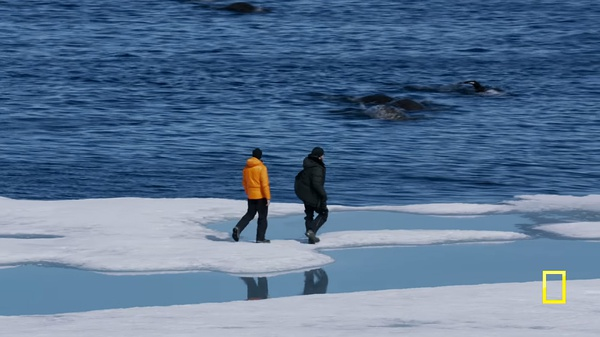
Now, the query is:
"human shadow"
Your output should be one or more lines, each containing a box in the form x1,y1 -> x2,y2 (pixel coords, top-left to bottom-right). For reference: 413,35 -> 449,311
241,277 -> 269,300
303,268 -> 329,295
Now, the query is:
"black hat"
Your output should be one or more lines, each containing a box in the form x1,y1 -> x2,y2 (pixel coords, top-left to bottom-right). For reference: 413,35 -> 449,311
252,148 -> 262,159
310,147 -> 324,157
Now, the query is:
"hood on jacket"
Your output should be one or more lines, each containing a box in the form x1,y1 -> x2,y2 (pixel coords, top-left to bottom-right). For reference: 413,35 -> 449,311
246,157 -> 263,168
303,155 -> 324,169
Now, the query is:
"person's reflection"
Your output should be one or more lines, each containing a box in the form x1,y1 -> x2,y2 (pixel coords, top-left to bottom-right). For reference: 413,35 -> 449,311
303,268 -> 328,295
241,277 -> 269,300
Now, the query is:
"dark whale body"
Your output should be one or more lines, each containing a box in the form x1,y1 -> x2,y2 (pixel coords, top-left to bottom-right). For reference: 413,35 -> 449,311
359,94 -> 394,105
358,94 -> 425,111
463,80 -> 486,92
390,98 -> 425,111
462,80 -> 503,95
363,104 -> 409,120
221,2 -> 270,13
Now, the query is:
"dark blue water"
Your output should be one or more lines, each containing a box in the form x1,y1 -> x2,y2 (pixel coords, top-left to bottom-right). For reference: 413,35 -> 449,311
1,0 -> 599,205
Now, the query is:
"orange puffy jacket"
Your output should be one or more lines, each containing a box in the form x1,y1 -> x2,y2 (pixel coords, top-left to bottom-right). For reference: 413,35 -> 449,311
242,157 -> 271,200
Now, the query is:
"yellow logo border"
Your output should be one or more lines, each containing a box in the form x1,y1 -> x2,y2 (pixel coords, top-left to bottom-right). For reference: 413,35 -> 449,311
542,270 -> 566,304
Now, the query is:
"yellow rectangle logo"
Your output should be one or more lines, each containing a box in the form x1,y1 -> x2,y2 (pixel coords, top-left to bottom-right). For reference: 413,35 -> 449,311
542,270 -> 566,304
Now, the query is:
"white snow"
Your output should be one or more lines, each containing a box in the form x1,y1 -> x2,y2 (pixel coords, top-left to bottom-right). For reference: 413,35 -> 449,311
340,194 -> 600,215
0,197 -> 532,275
536,222 -> 600,239
316,229 -> 527,249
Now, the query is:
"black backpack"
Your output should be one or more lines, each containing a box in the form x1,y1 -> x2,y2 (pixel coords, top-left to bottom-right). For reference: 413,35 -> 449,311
294,169 -> 305,200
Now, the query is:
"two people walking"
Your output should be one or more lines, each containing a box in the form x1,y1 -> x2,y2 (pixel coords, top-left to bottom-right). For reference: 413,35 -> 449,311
232,147 -> 329,244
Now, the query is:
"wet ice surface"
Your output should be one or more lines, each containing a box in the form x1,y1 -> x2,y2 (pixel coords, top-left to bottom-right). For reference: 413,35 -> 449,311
2,203 -> 599,315
1,196 -> 599,335
3,278 -> 600,336
0,197 -> 544,276
3,236 -> 597,315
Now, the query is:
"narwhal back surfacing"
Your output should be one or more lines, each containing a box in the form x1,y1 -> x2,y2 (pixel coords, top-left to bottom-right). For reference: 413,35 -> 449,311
363,105 -> 409,120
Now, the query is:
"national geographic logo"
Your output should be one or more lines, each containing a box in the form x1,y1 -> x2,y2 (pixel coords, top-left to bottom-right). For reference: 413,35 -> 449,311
542,270 -> 566,304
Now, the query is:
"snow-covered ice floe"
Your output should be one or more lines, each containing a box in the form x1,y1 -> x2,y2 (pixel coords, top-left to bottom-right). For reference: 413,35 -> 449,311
0,197 -> 533,275
1,279 -> 598,336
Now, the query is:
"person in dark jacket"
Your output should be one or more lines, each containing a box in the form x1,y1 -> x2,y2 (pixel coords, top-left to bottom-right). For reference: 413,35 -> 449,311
294,147 -> 328,244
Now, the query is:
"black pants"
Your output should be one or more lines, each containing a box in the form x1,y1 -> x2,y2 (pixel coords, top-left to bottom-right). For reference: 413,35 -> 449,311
236,198 -> 269,241
304,202 -> 328,234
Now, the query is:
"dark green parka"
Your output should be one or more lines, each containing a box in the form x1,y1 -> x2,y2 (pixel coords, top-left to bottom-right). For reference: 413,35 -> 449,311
294,155 -> 327,208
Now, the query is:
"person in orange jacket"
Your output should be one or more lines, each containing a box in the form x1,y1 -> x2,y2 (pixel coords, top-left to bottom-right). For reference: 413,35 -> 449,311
232,148 -> 271,243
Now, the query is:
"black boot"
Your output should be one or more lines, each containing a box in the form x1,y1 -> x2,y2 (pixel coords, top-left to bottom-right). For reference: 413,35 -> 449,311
232,227 -> 240,242
305,230 -> 320,244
